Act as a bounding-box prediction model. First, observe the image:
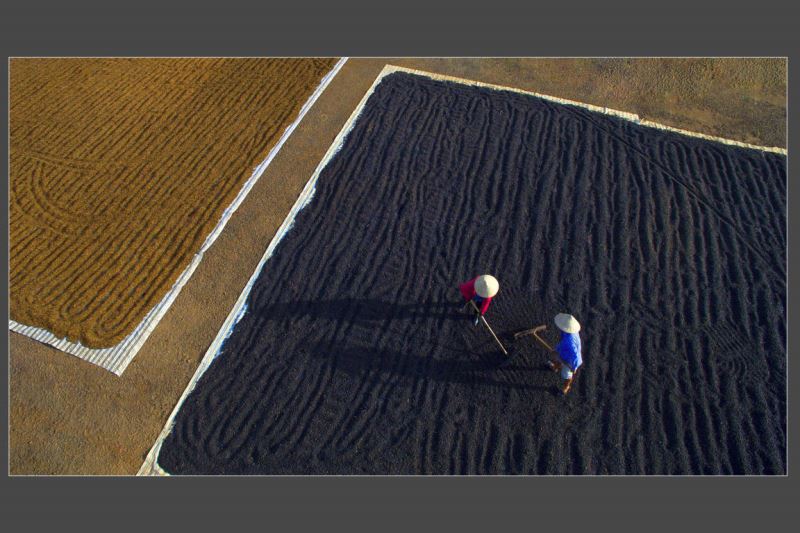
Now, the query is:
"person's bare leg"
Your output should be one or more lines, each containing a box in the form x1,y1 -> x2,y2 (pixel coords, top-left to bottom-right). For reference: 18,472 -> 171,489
562,377 -> 573,395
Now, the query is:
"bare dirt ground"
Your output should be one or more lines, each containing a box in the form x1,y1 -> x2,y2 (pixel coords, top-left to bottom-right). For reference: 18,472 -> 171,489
9,58 -> 786,475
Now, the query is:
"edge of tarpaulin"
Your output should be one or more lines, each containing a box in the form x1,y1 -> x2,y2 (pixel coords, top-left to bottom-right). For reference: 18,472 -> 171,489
138,61 -> 391,476
8,57 -> 349,377
387,65 -> 787,155
139,62 -> 785,475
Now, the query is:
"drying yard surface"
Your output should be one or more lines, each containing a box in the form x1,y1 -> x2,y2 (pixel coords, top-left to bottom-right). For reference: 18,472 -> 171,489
156,71 -> 786,474
9,58 -> 786,475
10,58 -> 337,347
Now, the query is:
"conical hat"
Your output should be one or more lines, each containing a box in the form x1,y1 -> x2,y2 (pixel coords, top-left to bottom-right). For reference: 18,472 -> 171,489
474,275 -> 499,298
554,313 -> 580,333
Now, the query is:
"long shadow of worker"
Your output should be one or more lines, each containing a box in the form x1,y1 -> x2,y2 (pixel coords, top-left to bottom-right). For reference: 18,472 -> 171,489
307,340 -> 550,393
250,297 -> 555,371
243,296 -> 562,400
250,297 -> 468,325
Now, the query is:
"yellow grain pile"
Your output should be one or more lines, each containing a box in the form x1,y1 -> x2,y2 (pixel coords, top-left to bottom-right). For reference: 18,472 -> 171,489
10,58 -> 337,347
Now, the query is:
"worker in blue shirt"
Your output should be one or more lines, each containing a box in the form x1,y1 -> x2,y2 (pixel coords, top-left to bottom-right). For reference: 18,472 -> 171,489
546,313 -> 583,395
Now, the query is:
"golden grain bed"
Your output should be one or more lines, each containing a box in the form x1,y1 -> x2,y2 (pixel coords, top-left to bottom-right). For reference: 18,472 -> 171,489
10,58 -> 338,348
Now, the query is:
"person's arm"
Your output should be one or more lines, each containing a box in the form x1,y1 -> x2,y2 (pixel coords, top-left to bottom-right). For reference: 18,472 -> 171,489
552,335 -> 563,355
459,278 -> 477,301
479,296 -> 491,316
545,338 -> 561,369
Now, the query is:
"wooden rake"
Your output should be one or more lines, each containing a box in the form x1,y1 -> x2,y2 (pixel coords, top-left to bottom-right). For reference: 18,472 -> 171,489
514,324 -> 553,351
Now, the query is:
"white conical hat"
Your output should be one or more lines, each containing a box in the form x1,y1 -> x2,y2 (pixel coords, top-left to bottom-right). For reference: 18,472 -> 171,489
554,313 -> 580,333
474,275 -> 499,298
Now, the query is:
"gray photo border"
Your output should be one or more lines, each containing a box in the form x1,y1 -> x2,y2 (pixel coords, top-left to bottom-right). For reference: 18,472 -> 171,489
1,0 -> 796,529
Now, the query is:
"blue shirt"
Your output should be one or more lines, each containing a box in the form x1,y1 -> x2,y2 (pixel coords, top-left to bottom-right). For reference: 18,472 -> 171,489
556,332 -> 582,372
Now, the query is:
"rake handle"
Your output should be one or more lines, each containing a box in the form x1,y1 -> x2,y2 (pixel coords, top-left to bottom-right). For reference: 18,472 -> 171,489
469,300 -> 508,356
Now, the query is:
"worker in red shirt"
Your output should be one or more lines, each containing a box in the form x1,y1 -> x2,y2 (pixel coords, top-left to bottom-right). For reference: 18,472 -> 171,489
459,275 -> 499,325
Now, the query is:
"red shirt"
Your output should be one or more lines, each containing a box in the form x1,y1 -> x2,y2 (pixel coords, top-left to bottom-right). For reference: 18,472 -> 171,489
459,277 -> 492,315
